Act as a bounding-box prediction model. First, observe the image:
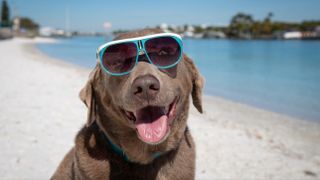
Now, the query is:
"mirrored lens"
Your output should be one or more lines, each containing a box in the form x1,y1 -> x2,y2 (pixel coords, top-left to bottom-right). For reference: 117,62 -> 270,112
145,37 -> 181,67
101,42 -> 137,74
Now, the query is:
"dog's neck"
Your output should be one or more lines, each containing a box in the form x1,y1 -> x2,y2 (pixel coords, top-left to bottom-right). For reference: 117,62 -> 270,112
93,122 -> 162,162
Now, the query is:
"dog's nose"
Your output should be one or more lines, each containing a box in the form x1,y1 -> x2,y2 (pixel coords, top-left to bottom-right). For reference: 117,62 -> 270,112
132,74 -> 160,101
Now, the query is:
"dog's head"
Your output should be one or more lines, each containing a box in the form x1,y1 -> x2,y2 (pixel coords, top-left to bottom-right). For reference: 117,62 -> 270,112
80,29 -> 204,163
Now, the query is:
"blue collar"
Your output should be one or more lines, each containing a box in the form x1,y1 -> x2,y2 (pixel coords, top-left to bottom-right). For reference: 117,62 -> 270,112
99,128 -> 162,162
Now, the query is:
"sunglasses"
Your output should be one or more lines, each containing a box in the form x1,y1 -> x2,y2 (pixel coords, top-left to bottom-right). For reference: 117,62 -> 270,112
96,33 -> 183,76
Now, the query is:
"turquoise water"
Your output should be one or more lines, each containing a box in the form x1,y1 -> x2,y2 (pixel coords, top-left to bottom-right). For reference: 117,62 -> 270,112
37,37 -> 320,121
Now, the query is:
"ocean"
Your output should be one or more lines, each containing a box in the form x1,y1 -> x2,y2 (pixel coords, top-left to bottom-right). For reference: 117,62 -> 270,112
37,37 -> 320,122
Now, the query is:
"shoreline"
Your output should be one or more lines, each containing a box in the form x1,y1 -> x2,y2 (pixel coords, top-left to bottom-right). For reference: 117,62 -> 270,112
1,37 -> 320,179
23,37 -> 91,76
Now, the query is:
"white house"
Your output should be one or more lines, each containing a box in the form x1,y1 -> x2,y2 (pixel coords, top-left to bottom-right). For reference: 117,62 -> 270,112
39,27 -> 55,37
283,31 -> 302,39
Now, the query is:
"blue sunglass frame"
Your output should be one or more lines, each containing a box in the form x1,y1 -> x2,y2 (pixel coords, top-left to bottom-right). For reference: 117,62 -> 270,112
96,33 -> 183,76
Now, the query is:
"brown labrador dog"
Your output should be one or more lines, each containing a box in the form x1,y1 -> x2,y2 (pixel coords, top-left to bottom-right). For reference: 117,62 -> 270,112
52,29 -> 204,180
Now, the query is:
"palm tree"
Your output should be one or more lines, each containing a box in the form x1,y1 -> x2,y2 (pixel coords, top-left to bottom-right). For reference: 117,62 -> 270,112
267,12 -> 273,22
261,12 -> 274,35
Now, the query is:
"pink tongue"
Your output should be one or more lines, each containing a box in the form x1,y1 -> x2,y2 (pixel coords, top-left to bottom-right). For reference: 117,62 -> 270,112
135,107 -> 168,144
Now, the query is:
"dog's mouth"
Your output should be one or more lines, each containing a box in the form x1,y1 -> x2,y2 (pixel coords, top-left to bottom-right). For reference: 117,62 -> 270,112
124,98 -> 178,144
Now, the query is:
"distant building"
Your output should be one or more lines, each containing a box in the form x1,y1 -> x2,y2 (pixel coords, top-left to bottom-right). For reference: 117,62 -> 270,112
200,24 -> 208,29
186,25 -> 194,32
301,31 -> 316,39
159,23 -> 168,30
203,31 -> 226,39
39,27 -> 68,37
12,17 -> 20,34
0,28 -> 12,39
283,31 -> 302,39
193,33 -> 203,39
300,26 -> 320,40
273,31 -> 285,39
316,26 -> 320,37
39,27 -> 55,37
183,31 -> 194,38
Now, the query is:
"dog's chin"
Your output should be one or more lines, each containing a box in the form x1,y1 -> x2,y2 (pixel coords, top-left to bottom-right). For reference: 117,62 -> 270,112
123,97 -> 178,145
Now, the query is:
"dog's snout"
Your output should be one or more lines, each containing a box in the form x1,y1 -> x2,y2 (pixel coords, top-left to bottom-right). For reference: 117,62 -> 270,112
132,74 -> 160,101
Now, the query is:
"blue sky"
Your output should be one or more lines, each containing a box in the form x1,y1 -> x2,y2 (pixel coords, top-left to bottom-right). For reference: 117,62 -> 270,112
6,0 -> 320,32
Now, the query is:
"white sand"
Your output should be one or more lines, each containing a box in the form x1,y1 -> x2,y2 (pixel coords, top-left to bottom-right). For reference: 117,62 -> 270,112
0,38 -> 320,179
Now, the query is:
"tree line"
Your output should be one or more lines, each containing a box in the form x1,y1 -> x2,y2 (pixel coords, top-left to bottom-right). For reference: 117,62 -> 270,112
1,0 -> 39,30
227,13 -> 320,39
151,13 -> 320,39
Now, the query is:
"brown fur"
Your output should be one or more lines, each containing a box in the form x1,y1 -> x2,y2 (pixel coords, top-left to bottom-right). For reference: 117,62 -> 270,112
51,29 -> 204,180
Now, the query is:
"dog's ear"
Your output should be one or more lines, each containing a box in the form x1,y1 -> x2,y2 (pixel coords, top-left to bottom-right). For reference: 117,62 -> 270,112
79,64 -> 100,127
79,81 -> 96,127
184,55 -> 205,113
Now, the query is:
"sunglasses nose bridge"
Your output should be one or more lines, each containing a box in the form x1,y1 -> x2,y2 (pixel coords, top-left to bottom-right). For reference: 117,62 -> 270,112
138,49 -> 146,55
137,50 -> 149,64
137,44 -> 150,63
137,40 -> 143,49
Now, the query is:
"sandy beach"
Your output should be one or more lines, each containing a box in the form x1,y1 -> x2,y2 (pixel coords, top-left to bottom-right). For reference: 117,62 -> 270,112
1,38 -> 320,179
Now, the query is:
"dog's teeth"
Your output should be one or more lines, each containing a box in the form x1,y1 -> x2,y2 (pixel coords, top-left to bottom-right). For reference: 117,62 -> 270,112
155,127 -> 162,137
145,128 -> 153,139
146,133 -> 151,139
145,129 -> 150,139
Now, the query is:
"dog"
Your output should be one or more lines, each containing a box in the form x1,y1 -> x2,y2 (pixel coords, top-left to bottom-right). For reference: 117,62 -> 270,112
51,28 -> 204,180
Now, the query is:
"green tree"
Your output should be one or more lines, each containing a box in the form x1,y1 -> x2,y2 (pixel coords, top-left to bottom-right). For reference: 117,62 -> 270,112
183,24 -> 188,32
261,12 -> 273,35
1,0 -> 10,27
251,21 -> 262,37
299,21 -> 320,31
194,25 -> 204,33
228,13 -> 254,38
20,17 -> 39,30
